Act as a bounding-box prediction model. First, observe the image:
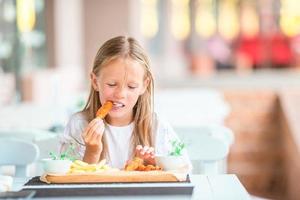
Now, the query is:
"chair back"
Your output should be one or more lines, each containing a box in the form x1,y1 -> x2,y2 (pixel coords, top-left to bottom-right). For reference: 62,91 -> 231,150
175,126 -> 230,174
0,138 -> 40,177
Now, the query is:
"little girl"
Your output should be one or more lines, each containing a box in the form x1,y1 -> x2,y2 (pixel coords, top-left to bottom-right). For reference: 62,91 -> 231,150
60,36 -> 191,170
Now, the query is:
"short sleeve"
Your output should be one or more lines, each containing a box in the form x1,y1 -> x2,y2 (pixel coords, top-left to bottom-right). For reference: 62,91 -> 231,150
154,114 -> 193,171
59,112 -> 88,159
154,117 -> 179,155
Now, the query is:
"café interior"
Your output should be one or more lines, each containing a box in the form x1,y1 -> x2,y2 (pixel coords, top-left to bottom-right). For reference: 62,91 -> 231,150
1,0 -> 300,199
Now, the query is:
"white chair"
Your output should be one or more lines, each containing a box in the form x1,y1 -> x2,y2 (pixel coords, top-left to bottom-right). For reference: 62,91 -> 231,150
0,128 -> 57,142
0,138 -> 40,177
175,126 -> 230,174
155,88 -> 233,174
0,128 -> 60,176
176,125 -> 234,172
207,125 -> 234,173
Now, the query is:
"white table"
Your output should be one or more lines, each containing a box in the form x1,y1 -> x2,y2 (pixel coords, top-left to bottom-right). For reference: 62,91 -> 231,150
12,174 -> 250,200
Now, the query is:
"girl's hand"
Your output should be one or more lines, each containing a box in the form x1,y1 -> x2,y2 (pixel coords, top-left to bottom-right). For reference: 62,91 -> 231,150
135,145 -> 155,165
82,118 -> 105,163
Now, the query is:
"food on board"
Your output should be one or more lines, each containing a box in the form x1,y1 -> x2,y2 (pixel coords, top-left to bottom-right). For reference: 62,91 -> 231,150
68,159 -> 117,174
125,157 -> 162,171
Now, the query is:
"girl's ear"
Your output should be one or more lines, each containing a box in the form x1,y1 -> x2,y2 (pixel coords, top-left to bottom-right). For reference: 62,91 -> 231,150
140,77 -> 150,95
90,72 -> 99,91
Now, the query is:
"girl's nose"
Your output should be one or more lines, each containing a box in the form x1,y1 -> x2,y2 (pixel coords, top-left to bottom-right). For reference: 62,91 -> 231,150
114,86 -> 126,98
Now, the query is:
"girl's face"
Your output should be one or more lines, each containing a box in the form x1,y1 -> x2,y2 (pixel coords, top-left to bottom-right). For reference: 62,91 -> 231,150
91,57 -> 149,126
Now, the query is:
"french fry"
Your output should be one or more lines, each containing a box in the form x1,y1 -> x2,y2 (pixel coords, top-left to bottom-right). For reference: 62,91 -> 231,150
73,160 -> 89,167
68,159 -> 115,174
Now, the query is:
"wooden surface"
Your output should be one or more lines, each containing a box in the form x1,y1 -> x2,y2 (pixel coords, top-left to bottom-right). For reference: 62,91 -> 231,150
44,171 -> 181,183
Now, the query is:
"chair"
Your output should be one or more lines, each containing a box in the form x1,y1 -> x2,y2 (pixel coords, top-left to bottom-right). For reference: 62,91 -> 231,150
0,138 -> 40,177
0,128 -> 60,176
155,88 -> 230,127
175,126 -> 230,174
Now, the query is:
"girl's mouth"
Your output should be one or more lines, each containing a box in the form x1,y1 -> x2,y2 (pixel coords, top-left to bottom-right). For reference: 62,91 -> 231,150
112,102 -> 125,109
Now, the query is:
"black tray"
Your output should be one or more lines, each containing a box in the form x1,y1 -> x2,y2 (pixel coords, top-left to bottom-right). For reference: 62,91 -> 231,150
22,176 -> 194,198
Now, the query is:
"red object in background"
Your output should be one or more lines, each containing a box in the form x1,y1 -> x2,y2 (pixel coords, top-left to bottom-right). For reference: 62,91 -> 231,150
236,35 -> 264,68
291,34 -> 300,67
236,33 -> 293,68
270,33 -> 293,67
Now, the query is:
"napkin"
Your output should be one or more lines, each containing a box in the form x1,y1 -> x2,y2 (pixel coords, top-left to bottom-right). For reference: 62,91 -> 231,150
166,164 -> 191,181
0,175 -> 13,192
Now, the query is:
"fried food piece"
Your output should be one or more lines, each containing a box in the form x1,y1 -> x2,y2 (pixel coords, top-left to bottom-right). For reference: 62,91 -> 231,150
133,157 -> 144,165
96,101 -> 113,119
125,157 -> 144,171
155,165 -> 162,170
144,165 -> 162,171
145,165 -> 156,171
137,165 -> 146,171
125,162 -> 139,171
125,157 -> 162,171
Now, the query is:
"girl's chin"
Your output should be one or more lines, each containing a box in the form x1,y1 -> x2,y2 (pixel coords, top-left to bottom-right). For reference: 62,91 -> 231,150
108,111 -> 127,119
111,107 -> 123,111
110,107 -> 124,113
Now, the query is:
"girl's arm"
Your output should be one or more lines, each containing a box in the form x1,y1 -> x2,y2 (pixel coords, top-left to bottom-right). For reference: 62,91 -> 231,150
59,112 -> 88,160
82,118 -> 105,164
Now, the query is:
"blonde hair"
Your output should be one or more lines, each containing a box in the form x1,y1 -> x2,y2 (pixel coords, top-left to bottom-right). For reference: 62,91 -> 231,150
83,36 -> 154,161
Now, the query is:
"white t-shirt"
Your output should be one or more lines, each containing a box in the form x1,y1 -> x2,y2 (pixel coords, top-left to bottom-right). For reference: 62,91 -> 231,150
60,112 -> 191,169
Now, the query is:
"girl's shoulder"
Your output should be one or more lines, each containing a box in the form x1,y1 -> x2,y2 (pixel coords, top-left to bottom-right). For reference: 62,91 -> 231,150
67,111 -> 89,127
63,111 -> 90,139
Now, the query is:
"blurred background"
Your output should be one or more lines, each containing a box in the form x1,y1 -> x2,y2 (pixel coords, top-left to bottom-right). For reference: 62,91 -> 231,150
1,0 -> 300,199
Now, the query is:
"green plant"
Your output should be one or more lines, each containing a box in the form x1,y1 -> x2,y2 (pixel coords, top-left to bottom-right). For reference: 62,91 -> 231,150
169,139 -> 185,156
49,144 -> 76,161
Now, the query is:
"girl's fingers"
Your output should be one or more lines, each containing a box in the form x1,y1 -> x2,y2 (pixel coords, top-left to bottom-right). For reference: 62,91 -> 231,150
85,123 -> 98,142
90,126 -> 100,143
136,145 -> 143,151
95,125 -> 104,141
85,127 -> 103,149
83,118 -> 104,139
146,157 -> 156,165
135,145 -> 143,157
143,153 -> 151,160
147,147 -> 154,154
142,146 -> 154,155
141,146 -> 149,155
97,123 -> 105,136
85,120 -> 103,143
93,124 -> 104,141
96,132 -> 102,142
135,145 -> 155,161
82,118 -> 99,138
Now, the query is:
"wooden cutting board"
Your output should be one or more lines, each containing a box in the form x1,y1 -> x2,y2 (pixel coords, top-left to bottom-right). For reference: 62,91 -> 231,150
42,171 -> 185,184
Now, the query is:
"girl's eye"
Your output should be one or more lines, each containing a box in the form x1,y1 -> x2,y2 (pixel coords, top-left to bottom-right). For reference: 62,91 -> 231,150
107,83 -> 116,87
128,85 -> 137,89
